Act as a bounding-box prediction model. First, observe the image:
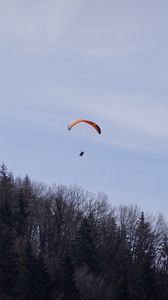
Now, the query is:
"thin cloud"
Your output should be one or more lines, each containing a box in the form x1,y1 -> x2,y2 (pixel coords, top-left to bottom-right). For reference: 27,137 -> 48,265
71,94 -> 168,138
0,0 -> 83,50
62,91 -> 168,154
1,83 -> 167,154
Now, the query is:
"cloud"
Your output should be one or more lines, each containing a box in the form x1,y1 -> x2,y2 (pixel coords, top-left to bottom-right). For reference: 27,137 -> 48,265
64,89 -> 168,137
0,0 -> 168,156
61,0 -> 168,60
1,78 -> 167,154
95,96 -> 168,138
0,0 -> 82,50
65,91 -> 168,153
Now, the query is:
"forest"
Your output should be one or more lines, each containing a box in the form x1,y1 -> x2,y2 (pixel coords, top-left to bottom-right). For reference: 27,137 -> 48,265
0,163 -> 168,300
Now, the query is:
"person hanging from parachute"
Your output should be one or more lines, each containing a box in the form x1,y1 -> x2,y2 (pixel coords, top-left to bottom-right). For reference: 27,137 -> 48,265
68,119 -> 101,156
79,151 -> 84,157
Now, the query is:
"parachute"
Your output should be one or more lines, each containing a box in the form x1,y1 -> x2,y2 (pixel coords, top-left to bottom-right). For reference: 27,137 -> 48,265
68,119 -> 101,134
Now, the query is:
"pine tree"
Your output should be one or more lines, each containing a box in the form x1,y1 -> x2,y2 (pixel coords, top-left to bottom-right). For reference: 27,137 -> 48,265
16,240 -> 51,300
112,226 -> 131,300
51,252 -> 79,300
0,198 -> 18,299
15,188 -> 30,238
157,235 -> 168,299
16,240 -> 35,300
33,253 -> 51,300
131,212 -> 156,300
71,217 -> 99,273
113,275 -> 130,300
0,163 -> 15,206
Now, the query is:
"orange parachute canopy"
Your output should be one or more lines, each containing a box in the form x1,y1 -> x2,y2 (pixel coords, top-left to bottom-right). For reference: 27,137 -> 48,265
68,119 -> 101,134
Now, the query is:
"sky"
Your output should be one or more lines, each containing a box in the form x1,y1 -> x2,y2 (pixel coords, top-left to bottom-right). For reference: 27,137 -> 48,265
0,0 -> 168,216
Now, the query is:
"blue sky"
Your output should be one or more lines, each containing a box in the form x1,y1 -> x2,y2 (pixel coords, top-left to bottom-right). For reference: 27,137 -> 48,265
0,0 -> 168,216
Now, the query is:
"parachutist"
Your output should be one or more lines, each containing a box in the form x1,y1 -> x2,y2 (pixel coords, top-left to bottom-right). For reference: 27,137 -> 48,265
68,119 -> 101,134
68,119 -> 101,157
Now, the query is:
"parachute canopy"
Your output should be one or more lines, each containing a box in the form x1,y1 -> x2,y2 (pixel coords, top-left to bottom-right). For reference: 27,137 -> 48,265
68,119 -> 101,134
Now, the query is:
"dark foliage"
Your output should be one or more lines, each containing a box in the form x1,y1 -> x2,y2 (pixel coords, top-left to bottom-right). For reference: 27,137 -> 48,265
0,164 -> 168,299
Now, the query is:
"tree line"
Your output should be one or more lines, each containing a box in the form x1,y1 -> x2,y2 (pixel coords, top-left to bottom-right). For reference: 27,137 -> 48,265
0,163 -> 168,299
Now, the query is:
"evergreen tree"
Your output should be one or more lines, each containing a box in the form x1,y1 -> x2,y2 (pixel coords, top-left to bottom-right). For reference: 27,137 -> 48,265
131,212 -> 156,300
16,240 -> 50,300
112,226 -> 131,300
0,163 -> 15,206
17,241 -> 40,299
15,188 -> 30,238
51,252 -> 79,300
0,198 -> 18,299
113,275 -> 130,300
157,235 -> 168,299
16,240 -> 35,300
71,217 -> 99,273
33,253 -> 50,300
